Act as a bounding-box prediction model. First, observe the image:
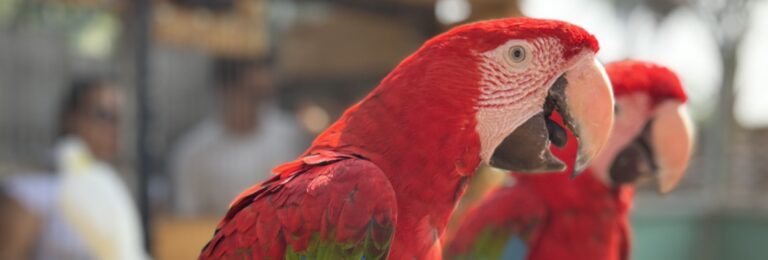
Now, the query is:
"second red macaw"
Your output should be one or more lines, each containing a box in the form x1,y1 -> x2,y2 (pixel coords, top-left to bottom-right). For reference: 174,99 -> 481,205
445,60 -> 695,260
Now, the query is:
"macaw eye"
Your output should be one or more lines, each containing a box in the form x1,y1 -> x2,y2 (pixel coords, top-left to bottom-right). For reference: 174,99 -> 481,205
508,46 -> 526,63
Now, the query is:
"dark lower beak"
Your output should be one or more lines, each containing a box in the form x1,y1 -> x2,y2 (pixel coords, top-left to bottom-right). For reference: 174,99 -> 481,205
609,124 -> 656,185
489,56 -> 614,174
489,111 -> 567,173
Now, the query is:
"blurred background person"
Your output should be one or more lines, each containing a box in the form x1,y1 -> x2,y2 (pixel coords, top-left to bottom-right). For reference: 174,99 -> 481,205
0,78 -> 147,260
170,57 -> 303,217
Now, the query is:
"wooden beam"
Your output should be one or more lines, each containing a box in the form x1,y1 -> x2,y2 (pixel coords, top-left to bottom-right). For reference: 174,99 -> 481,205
152,0 -> 269,57
277,4 -> 428,79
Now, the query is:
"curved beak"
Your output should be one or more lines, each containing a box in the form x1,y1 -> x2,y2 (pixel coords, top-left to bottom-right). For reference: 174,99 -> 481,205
651,102 -> 695,194
489,55 -> 614,175
560,56 -> 615,174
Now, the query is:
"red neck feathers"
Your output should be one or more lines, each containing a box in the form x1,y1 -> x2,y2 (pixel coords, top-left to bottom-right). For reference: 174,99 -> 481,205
305,37 -> 484,256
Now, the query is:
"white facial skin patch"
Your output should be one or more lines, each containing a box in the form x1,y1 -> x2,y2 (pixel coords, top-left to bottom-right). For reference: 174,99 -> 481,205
474,37 -> 565,163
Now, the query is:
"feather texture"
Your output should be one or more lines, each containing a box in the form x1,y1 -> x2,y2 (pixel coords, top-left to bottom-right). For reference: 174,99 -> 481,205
200,152 -> 397,259
199,17 -> 602,260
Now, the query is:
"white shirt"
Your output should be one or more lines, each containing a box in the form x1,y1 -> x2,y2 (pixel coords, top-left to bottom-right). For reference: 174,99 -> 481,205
4,137 -> 148,260
4,174 -> 92,260
56,137 -> 148,260
170,105 -> 304,216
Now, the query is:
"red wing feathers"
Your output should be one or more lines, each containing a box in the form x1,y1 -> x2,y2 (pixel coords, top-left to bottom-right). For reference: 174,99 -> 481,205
200,152 -> 398,259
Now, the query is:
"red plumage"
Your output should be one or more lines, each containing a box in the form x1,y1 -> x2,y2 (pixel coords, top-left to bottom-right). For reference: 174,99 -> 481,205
199,18 -> 601,260
606,61 -> 687,104
446,60 -> 689,260
423,18 -> 599,60
201,152 -> 398,259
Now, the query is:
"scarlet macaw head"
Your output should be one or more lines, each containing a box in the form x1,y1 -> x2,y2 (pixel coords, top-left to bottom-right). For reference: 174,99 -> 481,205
410,18 -> 614,174
590,61 -> 694,193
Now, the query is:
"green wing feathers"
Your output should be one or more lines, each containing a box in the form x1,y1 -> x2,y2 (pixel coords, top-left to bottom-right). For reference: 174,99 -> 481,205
285,219 -> 395,260
449,226 -> 534,260
445,185 -> 545,260
458,227 -> 516,260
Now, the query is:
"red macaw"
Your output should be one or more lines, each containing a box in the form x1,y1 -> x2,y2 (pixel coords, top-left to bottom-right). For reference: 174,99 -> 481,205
445,60 -> 694,260
198,18 -> 616,260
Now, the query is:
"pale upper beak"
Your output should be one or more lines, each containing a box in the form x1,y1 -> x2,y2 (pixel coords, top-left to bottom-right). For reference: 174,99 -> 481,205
651,102 -> 695,194
560,56 -> 615,174
489,54 -> 614,175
